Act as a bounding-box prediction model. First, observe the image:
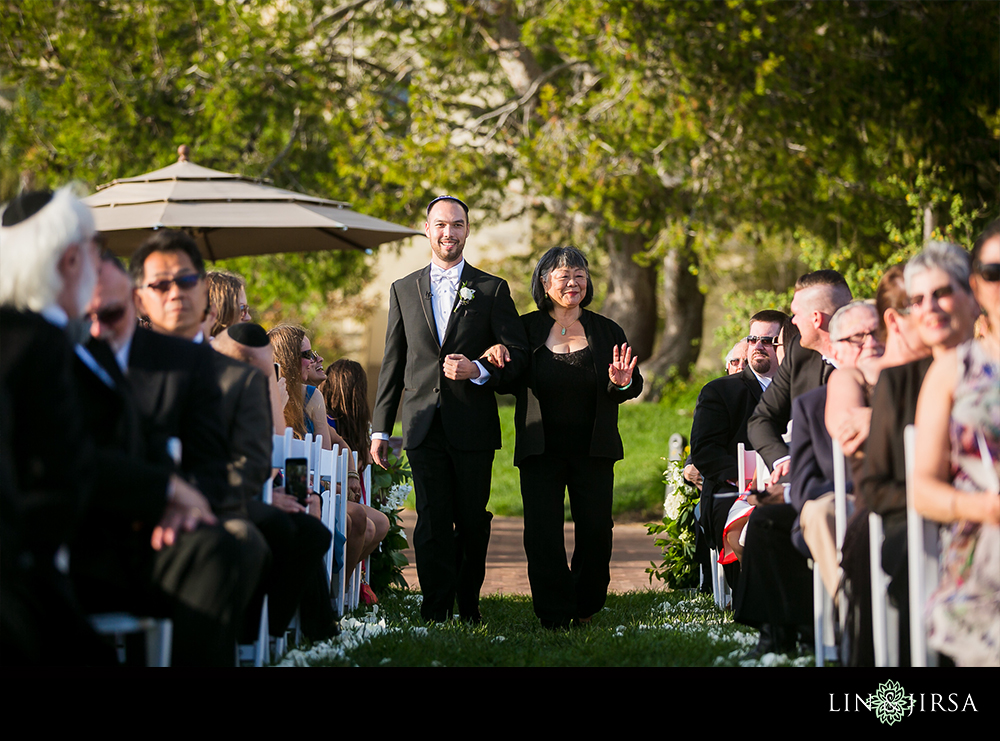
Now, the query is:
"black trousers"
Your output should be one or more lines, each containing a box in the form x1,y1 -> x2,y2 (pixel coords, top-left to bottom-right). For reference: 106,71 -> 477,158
73,523 -> 262,667
245,500 -> 333,638
406,410 -> 495,621
519,453 -> 615,625
733,503 -> 813,633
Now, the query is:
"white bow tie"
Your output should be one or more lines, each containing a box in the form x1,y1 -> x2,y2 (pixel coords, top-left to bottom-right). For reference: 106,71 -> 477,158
430,266 -> 460,289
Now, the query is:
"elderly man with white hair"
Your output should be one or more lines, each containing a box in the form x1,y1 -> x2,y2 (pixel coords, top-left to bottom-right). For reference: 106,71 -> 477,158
1,188 -> 254,666
0,186 -> 111,664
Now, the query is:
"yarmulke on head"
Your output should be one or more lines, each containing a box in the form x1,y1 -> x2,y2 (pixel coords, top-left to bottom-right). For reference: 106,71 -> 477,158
1,190 -> 55,227
228,322 -> 270,348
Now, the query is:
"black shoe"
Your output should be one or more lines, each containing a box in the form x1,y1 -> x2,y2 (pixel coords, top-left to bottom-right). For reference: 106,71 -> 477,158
459,610 -> 482,626
743,624 -> 795,659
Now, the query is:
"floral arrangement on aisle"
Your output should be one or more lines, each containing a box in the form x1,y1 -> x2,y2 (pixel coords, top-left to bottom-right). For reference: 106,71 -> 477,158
646,456 -> 700,589
368,449 -> 412,593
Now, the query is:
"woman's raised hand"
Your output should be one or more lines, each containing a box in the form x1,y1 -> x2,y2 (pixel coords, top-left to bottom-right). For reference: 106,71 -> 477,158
609,343 -> 637,388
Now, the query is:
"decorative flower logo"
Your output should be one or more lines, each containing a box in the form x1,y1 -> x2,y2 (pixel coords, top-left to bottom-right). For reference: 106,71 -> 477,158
454,282 -> 475,312
869,680 -> 913,725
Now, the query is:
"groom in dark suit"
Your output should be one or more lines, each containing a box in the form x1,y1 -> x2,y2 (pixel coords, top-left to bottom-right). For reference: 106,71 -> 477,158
371,195 -> 528,623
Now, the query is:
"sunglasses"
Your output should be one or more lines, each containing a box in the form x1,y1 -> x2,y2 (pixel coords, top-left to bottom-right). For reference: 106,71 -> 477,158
746,335 -> 780,346
300,349 -> 319,361
239,303 -> 251,316
143,273 -> 202,293
908,283 -> 954,310
834,329 -> 879,347
88,305 -> 127,325
974,261 -> 1000,283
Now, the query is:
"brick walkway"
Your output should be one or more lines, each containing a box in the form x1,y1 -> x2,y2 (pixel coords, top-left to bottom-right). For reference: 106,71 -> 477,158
397,508 -> 670,597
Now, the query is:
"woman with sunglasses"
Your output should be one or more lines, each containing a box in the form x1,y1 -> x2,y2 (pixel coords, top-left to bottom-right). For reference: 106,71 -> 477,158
912,223 -> 1000,667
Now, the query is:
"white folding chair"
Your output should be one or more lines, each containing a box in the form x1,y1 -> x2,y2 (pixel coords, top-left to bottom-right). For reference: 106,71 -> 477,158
869,511 -> 900,667
706,444 -> 768,610
904,424 -> 940,667
813,439 -> 849,666
90,613 -> 173,667
317,443 -> 349,617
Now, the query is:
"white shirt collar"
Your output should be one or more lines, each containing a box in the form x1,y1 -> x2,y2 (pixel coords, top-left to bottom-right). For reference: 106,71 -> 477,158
115,335 -> 133,373
430,259 -> 464,280
749,366 -> 772,391
40,304 -> 69,328
821,355 -> 839,369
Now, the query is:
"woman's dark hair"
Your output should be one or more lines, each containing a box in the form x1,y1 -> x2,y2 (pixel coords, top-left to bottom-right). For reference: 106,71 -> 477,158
321,359 -> 371,464
530,246 -> 593,310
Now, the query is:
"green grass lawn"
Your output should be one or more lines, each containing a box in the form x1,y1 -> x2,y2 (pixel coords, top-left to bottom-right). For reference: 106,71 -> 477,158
392,374 -> 710,522
276,588 -> 809,667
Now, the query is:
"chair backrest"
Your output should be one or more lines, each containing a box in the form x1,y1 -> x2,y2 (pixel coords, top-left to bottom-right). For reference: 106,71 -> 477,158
737,443 -> 769,492
737,443 -> 755,492
904,423 -> 939,667
832,439 -> 848,549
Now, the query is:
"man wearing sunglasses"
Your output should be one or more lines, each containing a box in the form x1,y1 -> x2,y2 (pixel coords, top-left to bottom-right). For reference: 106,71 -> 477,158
689,310 -> 788,593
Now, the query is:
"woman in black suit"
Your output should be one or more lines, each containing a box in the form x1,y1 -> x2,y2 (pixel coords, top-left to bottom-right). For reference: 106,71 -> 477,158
486,246 -> 641,628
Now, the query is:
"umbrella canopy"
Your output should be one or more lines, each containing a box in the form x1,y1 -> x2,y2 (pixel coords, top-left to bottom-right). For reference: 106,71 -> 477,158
84,153 -> 422,260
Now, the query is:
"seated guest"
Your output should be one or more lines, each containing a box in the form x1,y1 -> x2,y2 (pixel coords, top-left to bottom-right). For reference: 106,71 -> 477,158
128,231 -> 273,649
725,338 -> 748,375
748,270 -> 853,481
213,323 -> 340,640
268,325 -> 375,592
205,270 -> 252,337
321,359 -> 391,600
912,223 -> 1000,667
0,188 -> 114,664
2,189 -> 244,666
690,310 -> 788,589
794,301 -> 883,596
859,240 -> 981,665
738,270 -> 852,656
827,265 -> 931,665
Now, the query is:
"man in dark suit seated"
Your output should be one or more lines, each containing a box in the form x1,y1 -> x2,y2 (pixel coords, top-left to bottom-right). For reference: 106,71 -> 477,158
737,270 -> 852,656
690,310 -> 788,591
212,322 -> 340,641
793,301 -> 883,599
76,247 -> 263,665
1,188 -> 244,665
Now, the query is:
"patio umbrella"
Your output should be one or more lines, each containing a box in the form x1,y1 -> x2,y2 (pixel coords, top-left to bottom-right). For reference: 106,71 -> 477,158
83,147 -> 422,259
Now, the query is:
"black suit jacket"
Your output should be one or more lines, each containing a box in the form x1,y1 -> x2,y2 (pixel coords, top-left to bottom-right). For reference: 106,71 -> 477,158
788,386 -> 854,555
858,357 -> 933,515
748,335 -> 832,470
126,327 -> 230,512
0,308 -> 93,555
690,364 -> 765,500
510,309 -> 642,466
208,351 -> 273,516
372,262 -> 528,451
75,337 -> 170,524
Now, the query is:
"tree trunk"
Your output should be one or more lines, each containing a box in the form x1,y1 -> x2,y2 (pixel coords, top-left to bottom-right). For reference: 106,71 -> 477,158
600,230 -> 657,361
639,237 -> 704,401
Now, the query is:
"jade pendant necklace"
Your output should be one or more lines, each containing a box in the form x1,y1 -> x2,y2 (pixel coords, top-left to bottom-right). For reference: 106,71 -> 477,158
553,313 -> 580,336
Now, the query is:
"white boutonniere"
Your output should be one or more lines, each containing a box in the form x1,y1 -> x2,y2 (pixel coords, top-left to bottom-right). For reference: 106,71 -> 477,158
454,282 -> 475,312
